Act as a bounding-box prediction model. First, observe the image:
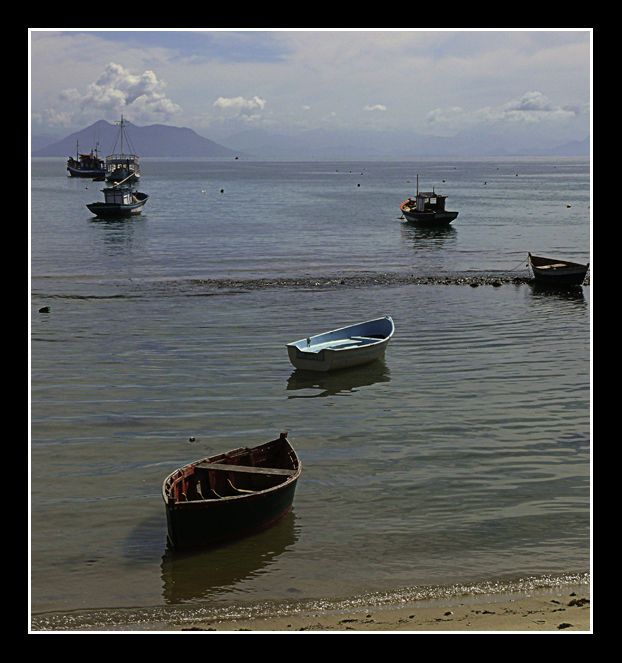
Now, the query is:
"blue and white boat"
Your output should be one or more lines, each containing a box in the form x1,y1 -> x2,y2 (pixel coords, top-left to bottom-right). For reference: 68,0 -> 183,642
86,176 -> 149,218
286,316 -> 395,372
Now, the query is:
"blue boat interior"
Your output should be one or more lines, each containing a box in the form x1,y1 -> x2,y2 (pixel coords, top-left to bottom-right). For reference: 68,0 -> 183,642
289,317 -> 393,354
297,335 -> 382,353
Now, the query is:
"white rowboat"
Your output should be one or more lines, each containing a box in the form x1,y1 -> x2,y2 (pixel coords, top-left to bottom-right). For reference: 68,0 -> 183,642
286,316 -> 395,372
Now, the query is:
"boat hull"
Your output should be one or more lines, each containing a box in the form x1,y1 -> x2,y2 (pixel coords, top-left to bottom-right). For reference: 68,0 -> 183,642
165,479 -> 299,549
86,202 -> 146,217
67,166 -> 106,178
162,434 -> 301,550
86,193 -> 149,217
528,254 -> 589,286
287,340 -> 389,372
401,209 -> 459,226
286,316 -> 394,372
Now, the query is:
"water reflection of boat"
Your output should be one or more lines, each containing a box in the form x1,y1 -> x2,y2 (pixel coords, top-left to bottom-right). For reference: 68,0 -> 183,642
286,361 -> 391,398
528,282 -> 586,302
160,511 -> 297,604
400,222 -> 457,244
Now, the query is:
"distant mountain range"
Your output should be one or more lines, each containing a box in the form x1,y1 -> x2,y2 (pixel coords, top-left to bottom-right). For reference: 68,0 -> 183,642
32,120 -> 589,159
221,128 -> 590,159
32,120 -> 238,158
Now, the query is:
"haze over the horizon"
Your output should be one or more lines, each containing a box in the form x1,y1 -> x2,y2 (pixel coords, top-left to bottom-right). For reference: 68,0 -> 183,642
30,29 -> 591,154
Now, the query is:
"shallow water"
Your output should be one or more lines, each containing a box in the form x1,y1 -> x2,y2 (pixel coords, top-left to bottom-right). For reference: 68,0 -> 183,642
30,157 -> 590,629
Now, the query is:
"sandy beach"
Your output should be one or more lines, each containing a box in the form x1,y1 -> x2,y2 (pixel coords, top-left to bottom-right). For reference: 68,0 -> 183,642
167,585 -> 590,633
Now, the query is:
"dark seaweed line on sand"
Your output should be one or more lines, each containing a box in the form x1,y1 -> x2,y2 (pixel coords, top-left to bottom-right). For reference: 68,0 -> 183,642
188,272 -> 588,291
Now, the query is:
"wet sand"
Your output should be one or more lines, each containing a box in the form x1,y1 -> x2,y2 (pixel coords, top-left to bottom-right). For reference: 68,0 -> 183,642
172,586 -> 590,633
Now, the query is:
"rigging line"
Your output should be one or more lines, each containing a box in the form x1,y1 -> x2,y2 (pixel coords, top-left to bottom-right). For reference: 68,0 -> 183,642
508,259 -> 529,272
124,127 -> 137,156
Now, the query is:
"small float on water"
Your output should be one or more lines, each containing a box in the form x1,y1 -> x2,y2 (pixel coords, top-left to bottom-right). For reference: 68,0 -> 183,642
400,175 -> 459,226
86,174 -> 148,217
286,316 -> 395,372
528,253 -> 589,286
162,432 -> 302,550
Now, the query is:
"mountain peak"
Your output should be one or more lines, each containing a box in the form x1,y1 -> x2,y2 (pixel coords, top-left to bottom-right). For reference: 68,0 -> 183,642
33,120 -> 238,157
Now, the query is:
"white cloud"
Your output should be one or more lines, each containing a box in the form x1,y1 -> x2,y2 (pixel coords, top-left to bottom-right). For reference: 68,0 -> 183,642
85,63 -> 182,117
38,61 -> 182,128
426,91 -> 579,134
496,90 -> 577,122
30,31 -> 589,145
31,107 -> 75,129
213,96 -> 267,113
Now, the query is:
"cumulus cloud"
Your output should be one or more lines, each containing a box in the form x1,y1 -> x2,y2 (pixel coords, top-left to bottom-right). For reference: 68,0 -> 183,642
496,91 -> 578,122
86,63 -> 182,117
213,96 -> 267,114
363,104 -> 387,112
31,107 -> 75,129
40,62 -> 182,128
426,106 -> 464,123
427,91 -> 579,133
211,95 -> 268,125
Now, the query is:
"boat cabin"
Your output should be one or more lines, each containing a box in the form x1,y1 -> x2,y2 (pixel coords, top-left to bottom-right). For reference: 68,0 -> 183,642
105,154 -> 140,178
69,151 -> 103,168
413,191 -> 447,212
102,186 -> 136,206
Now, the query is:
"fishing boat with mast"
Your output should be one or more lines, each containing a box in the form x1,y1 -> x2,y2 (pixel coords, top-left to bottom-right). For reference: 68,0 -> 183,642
66,140 -> 106,179
105,115 -> 141,184
400,175 -> 459,226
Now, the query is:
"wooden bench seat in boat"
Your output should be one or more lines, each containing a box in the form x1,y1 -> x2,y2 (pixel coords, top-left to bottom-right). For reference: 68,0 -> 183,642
194,462 -> 296,477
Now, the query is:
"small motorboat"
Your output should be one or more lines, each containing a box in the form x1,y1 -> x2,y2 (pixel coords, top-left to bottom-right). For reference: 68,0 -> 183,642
162,432 -> 302,550
528,253 -> 589,286
400,175 -> 459,226
286,315 -> 394,372
86,182 -> 148,217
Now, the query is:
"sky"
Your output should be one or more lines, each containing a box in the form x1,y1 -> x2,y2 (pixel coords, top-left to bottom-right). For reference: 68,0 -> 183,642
29,29 -> 591,147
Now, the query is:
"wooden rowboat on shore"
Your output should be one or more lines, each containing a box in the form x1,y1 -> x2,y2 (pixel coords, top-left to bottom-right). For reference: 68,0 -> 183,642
528,253 -> 589,286
162,433 -> 301,550
286,315 -> 394,372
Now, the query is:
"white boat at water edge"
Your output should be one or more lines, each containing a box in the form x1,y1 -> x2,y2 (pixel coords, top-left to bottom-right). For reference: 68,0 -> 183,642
286,315 -> 395,372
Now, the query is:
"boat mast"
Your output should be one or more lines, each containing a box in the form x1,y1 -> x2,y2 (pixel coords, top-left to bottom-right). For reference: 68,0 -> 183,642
416,174 -> 419,196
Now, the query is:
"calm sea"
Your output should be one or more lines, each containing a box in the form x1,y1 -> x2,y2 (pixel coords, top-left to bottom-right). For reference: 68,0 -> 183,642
30,157 -> 591,630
